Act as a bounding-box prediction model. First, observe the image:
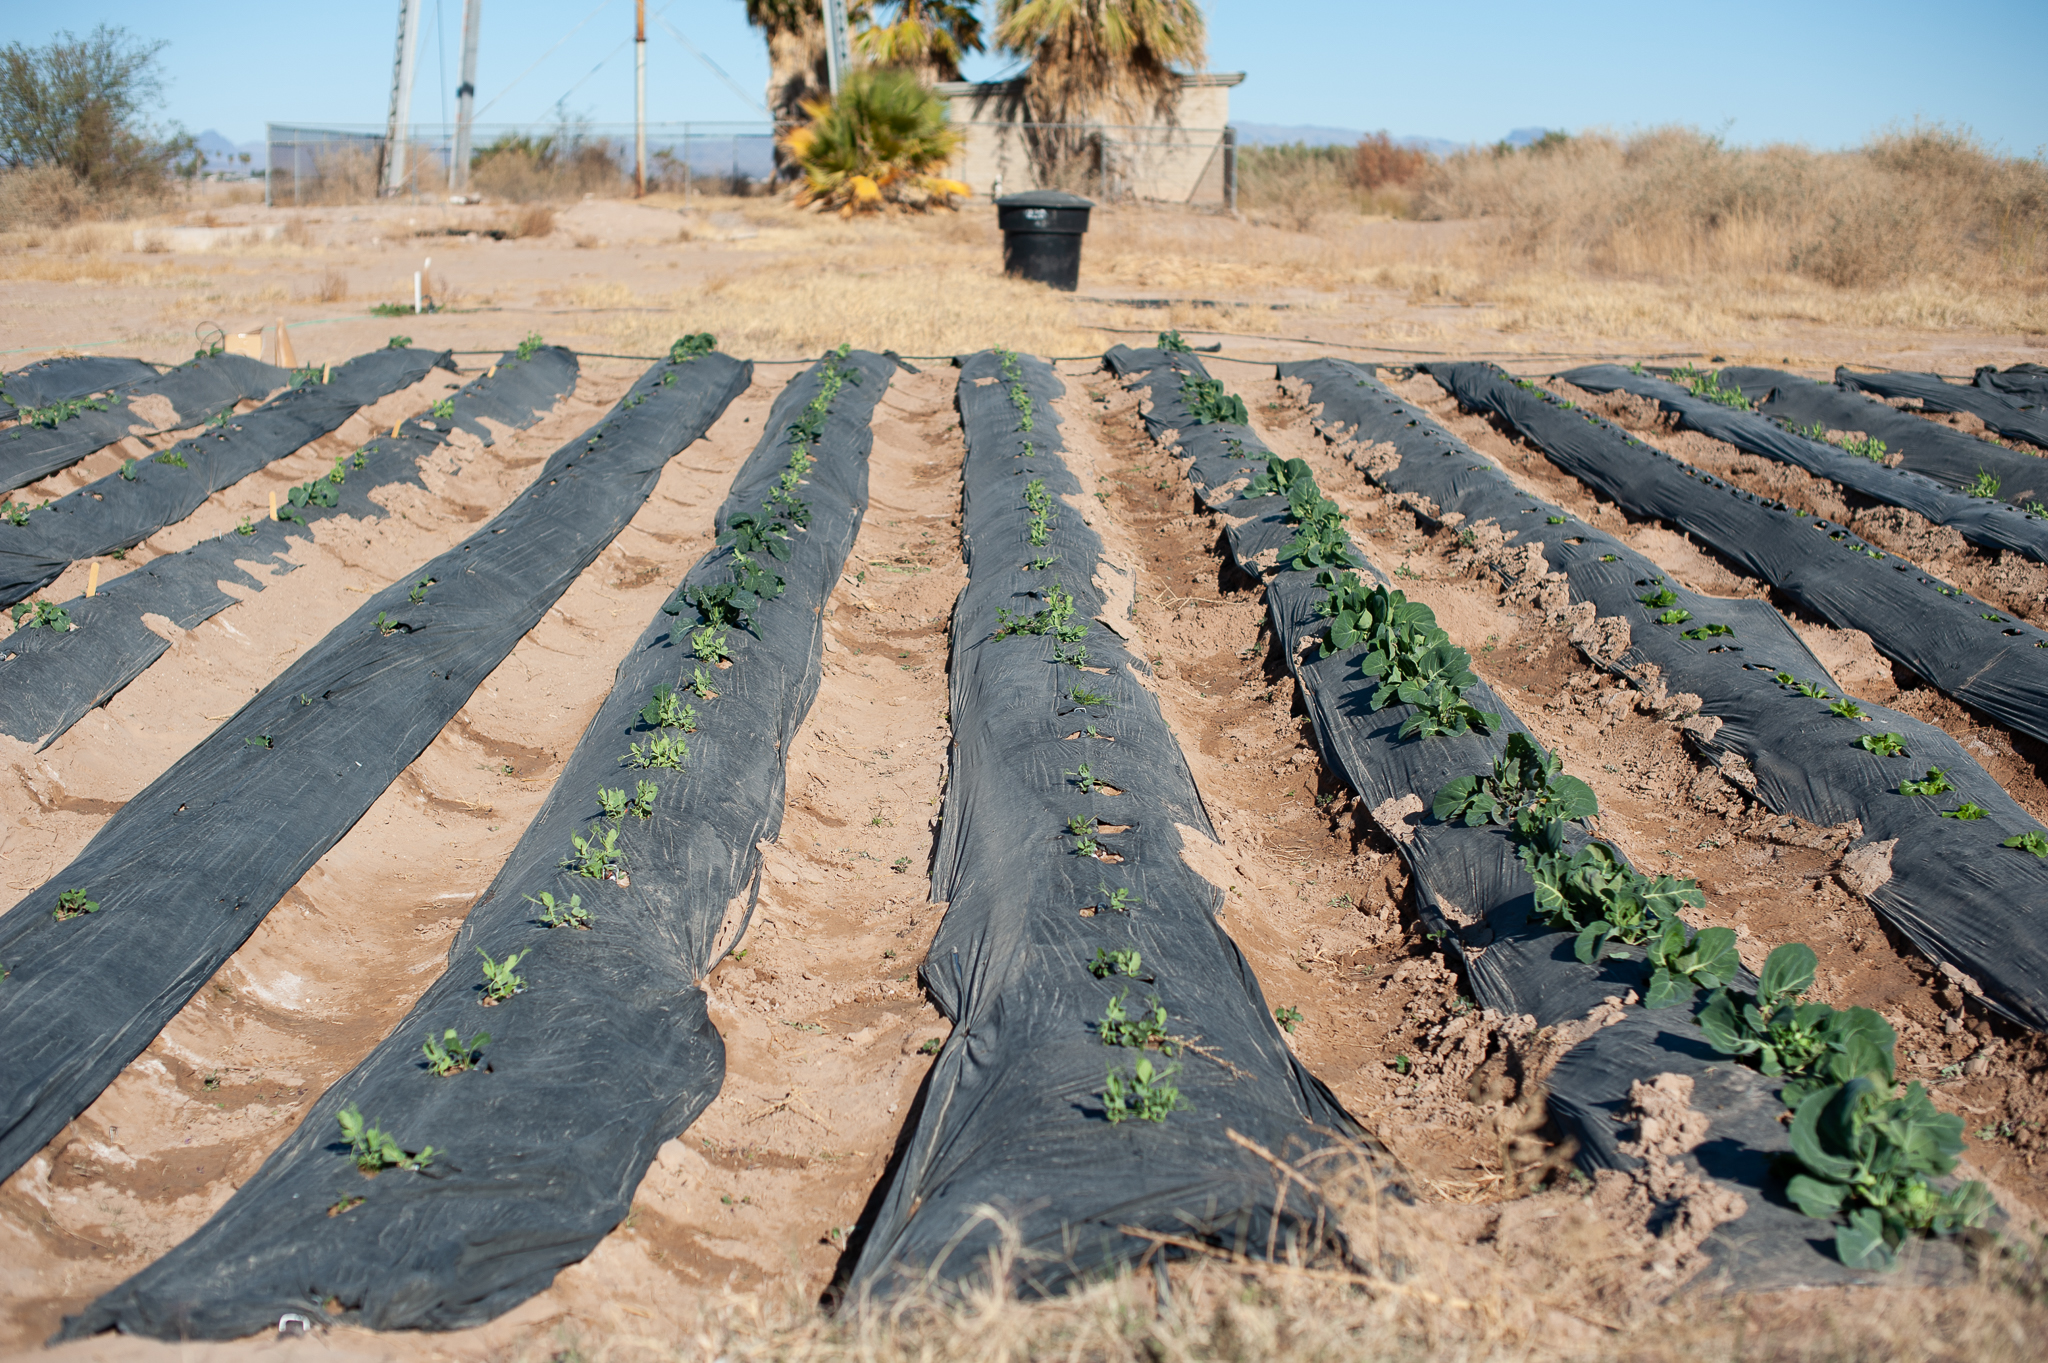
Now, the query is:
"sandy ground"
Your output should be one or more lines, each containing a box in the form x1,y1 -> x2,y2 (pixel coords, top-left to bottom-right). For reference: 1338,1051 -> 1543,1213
2,189 -> 2047,1360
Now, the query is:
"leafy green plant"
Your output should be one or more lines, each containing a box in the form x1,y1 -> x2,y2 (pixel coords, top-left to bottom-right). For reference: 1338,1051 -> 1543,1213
10,600 -> 72,631
1241,454 -> 1312,500
1699,943 -> 1897,1105
1432,733 -> 1597,846
1899,768 -> 1954,797
1638,586 -> 1679,610
1098,990 -> 1172,1050
1274,1005 -> 1303,1033
994,581 -> 1085,642
666,333 -> 712,363
1103,1055 -> 1185,1123
631,780 -> 658,817
337,1105 -> 435,1172
1655,608 -> 1694,626
389,334 -> 414,349
1670,364 -> 1752,410
1784,1077 -> 1992,1268
477,947 -> 529,1003
918,1036 -> 942,1055
1640,915 -> 1739,1009
1941,802 -> 1989,820
2002,831 -> 2048,858
566,824 -> 623,878
1097,884 -> 1139,913
690,625 -> 732,664
625,730 -> 687,771
1157,329 -> 1192,353
1181,375 -> 1248,426
119,459 -> 138,481
597,786 -> 631,819
527,890 -> 590,929
426,397 -> 454,422
236,516 -> 256,536
373,611 -> 404,637
1841,435 -> 1888,462
641,683 -> 697,732
1,499 -> 29,526
422,1027 -> 489,1076
689,666 -> 718,699
15,394 -> 110,428
1828,699 -> 1867,720
1680,623 -> 1733,639
1857,733 -> 1907,758
1072,684 -> 1112,708
1524,841 -> 1704,952
1393,645 -> 1502,739
51,888 -> 99,921
1090,948 -> 1142,978
1965,469 -> 2001,499
156,449 -> 188,468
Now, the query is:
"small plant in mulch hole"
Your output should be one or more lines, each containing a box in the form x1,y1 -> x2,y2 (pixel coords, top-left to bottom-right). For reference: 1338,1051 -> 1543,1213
641,683 -> 698,733
327,1195 -> 365,1217
688,667 -> 719,700
2003,831 -> 2048,858
407,577 -> 436,604
528,890 -> 591,929
429,398 -> 456,421
891,856 -> 911,872
1090,947 -> 1144,979
477,947 -> 528,1004
156,449 -> 189,468
1071,684 -> 1113,709
373,611 -> 408,637
422,1027 -> 490,1076
245,734 -> 273,749
119,460 -> 138,481
1941,802 -> 1990,821
1098,989 -> 1174,1052
338,1105 -> 435,1173
1681,623 -> 1733,640
10,600 -> 72,632
566,824 -> 624,880
625,730 -> 686,771
1899,767 -> 1954,798
51,888 -> 100,921
1857,733 -> 1907,758
1103,1055 -> 1185,1124
1828,699 -> 1868,720
1274,1005 -> 1303,1033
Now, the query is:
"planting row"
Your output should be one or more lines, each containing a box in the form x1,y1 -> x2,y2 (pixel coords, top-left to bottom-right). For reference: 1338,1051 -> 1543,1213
0,337 -> 578,749
1110,345 -> 1994,1284
0,342 -> 455,608
0,337 -> 751,1189
69,346 -> 888,1338
846,350 -> 1363,1298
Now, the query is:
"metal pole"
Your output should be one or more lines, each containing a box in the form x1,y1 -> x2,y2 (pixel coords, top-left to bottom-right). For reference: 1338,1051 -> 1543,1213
634,0 -> 647,196
383,0 -> 423,196
822,0 -> 851,96
1223,125 -> 1237,215
451,0 -> 481,194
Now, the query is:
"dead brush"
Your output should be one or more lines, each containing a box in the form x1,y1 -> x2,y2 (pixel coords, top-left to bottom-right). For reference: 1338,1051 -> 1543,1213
314,267 -> 347,302
502,203 -> 556,239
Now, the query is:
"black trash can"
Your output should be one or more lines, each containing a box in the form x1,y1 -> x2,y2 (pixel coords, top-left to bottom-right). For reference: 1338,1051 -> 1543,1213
996,190 -> 1093,292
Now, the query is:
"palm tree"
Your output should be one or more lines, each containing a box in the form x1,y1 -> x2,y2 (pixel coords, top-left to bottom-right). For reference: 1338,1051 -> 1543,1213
743,0 -> 827,176
993,0 -> 1206,187
852,1 -> 985,84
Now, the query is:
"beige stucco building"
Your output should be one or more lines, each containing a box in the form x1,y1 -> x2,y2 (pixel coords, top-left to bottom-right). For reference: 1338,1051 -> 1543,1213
935,73 -> 1244,207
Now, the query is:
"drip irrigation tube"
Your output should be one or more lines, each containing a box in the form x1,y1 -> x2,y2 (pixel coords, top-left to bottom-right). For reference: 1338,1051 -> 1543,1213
63,351 -> 888,1340
1716,367 -> 2048,508
0,346 -> 578,749
1278,356 -> 2048,1034
0,347 -> 456,609
1560,365 -> 2048,564
0,347 -> 752,1189
847,349 -> 1364,1301
1111,346 -> 1981,1290
2,354 -> 287,496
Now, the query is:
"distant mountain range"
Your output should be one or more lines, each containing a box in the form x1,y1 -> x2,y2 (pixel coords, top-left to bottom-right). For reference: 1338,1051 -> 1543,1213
196,129 -> 266,174
1232,123 -> 1559,156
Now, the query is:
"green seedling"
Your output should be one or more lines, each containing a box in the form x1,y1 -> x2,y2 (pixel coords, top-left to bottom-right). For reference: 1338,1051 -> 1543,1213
429,397 -> 456,421
689,666 -> 718,699
1157,329 -> 1192,352
1241,453 -> 1313,500
1091,948 -> 1142,978
2003,831 -> 2048,858
1793,680 -> 1831,699
1640,916 -> 1740,1010
1941,802 -> 1989,820
1828,699 -> 1867,720
1671,364 -> 1753,410
1841,434 -> 1888,462
640,683 -> 697,731
10,600 -> 72,632
1965,469 -> 2001,498
1066,763 -> 1100,793
1681,623 -> 1733,640
1072,684 -> 1113,708
1523,840 -> 1703,952
1638,587 -> 1679,610
1026,553 -> 1060,570
156,449 -> 188,468
691,626 -> 732,664
407,577 -> 435,604
1103,1055 -> 1185,1124
373,611 -> 404,637
567,824 -> 624,878
477,947 -> 529,1003
994,581 -> 1085,642
14,394 -> 110,427
337,1104 -> 435,1172
1,500 -> 29,526
1546,515 -> 1568,524
597,786 -> 631,819
1899,768 -> 1954,797
245,734 -> 273,749
422,1027 -> 490,1076
1655,608 -> 1694,626
1432,733 -> 1596,849
626,730 -> 687,770
1784,1077 -> 1992,1268
1274,1005 -> 1303,1033
388,333 -> 413,348
1393,649 -> 1503,740
1054,640 -> 1089,667
527,890 -> 591,929
236,516 -> 256,536
1699,943 -> 1896,1106
1099,990 -> 1172,1050
918,1036 -> 942,1055
1181,375 -> 1248,426
1392,1055 -> 1411,1076
1857,733 -> 1907,758
631,780 -> 658,817
1099,885 -> 1138,913
120,459 -> 138,480
328,1195 -> 365,1216
52,888 -> 100,921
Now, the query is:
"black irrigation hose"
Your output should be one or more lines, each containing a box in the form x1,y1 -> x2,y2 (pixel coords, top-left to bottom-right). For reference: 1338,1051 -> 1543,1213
1281,356 -> 2048,1035
847,349 -> 1363,1301
64,351 -> 887,1340
1430,362 -> 2048,755
0,347 -> 457,609
0,348 -> 752,1189
0,347 -> 580,749
1,355 -> 288,496
1561,365 -> 2048,565
1113,346 -> 1980,1290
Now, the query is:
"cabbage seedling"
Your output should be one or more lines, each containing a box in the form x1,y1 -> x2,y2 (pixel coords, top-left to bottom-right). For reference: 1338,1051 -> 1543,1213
527,890 -> 590,929
567,824 -> 623,878
1699,943 -> 1896,1106
477,947 -> 528,1003
689,667 -> 719,699
597,787 -> 630,819
1828,699 -> 1867,720
1857,733 -> 1907,757
1098,990 -> 1172,1050
1899,768 -> 1954,797
2002,831 -> 2048,858
1103,1055 -> 1185,1123
422,1027 -> 490,1076
1941,802 -> 1989,820
52,888 -> 99,921
640,684 -> 696,731
1090,948 -> 1141,978
625,731 -> 687,770
337,1104 -> 435,1172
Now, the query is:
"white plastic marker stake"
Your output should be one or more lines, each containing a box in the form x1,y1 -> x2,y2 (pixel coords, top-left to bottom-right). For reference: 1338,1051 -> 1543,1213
413,272 -> 422,314
269,490 -> 278,521
86,562 -> 99,598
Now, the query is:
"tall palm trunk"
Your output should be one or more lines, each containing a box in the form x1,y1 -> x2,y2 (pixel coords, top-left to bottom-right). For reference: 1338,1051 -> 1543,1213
748,1 -> 829,182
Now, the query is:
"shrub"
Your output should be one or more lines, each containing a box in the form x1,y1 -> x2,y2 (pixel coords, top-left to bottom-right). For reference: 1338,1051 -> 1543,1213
782,67 -> 967,214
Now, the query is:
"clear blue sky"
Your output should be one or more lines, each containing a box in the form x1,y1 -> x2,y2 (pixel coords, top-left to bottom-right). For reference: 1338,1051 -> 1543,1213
5,0 -> 2043,154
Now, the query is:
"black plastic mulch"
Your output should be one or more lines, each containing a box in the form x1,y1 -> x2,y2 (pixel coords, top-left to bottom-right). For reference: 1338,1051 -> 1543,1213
62,351 -> 891,1340
1717,366 -> 2047,507
0,348 -> 752,1192
847,350 -> 1364,1303
3,354 -> 288,495
0,346 -> 578,749
1560,365 -> 2048,564
0,347 -> 455,608
1113,346 -> 1978,1289
1836,367 -> 2048,451
1,355 -> 159,410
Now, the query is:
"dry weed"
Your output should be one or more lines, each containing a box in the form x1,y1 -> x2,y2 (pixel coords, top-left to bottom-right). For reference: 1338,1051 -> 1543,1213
314,267 -> 348,302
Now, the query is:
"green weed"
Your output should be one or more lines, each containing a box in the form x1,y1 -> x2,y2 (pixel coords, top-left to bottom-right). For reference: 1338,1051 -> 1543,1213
1274,1005 -> 1303,1033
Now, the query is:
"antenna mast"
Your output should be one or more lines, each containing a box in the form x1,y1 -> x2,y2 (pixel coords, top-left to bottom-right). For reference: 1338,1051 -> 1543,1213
451,0 -> 482,195
382,0 -> 424,197
634,0 -> 647,196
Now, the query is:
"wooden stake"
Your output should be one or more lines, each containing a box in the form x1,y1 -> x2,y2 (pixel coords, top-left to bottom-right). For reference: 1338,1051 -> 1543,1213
486,364 -> 497,379
275,319 -> 298,370
391,419 -> 403,438
86,562 -> 100,597
269,490 -> 278,521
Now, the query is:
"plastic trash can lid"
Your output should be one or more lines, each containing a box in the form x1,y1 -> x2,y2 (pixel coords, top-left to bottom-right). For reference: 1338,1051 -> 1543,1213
993,190 -> 1095,210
